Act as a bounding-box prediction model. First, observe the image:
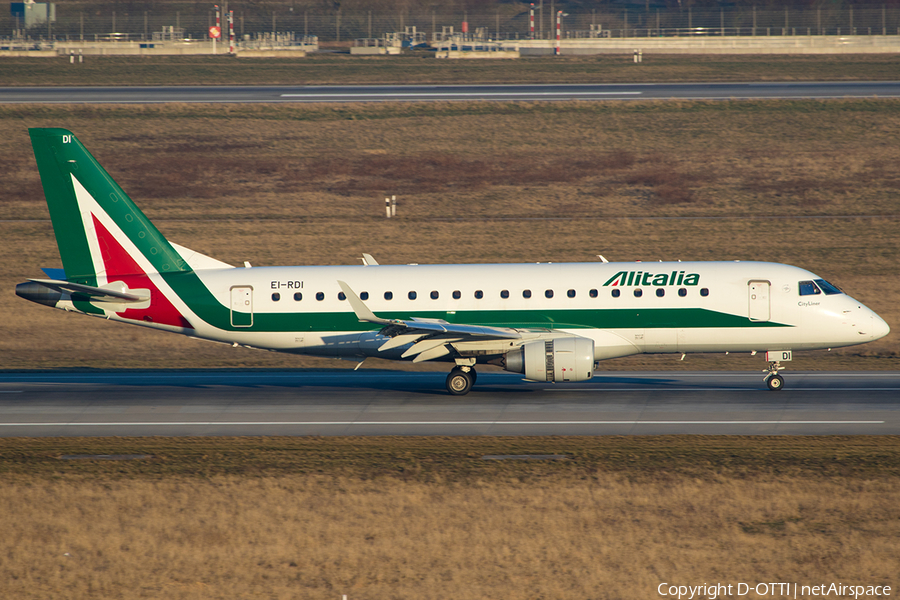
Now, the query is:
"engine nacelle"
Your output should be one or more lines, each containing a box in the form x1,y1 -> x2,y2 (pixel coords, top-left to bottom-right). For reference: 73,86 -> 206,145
504,337 -> 595,382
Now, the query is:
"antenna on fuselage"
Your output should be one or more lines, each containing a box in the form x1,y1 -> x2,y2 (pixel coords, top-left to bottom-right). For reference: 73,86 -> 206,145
597,255 -> 609,263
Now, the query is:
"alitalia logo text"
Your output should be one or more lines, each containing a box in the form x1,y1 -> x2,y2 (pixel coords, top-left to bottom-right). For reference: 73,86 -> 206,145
603,270 -> 700,287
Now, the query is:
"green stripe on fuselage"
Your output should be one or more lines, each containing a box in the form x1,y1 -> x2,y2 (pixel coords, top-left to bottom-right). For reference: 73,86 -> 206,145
162,272 -> 789,333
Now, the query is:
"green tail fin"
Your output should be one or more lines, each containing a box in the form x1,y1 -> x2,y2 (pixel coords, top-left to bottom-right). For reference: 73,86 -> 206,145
29,128 -> 190,286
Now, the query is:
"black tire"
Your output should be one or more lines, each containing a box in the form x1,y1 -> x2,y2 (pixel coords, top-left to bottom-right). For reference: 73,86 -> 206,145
469,369 -> 477,385
446,369 -> 473,396
766,374 -> 785,391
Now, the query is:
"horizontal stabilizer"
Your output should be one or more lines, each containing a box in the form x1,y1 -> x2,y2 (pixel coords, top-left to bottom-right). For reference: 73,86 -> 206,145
28,278 -> 149,303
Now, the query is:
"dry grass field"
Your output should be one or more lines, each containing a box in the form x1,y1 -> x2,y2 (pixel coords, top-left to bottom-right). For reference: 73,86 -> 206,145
1,54 -> 899,86
1,100 -> 897,371
1,436 -> 898,600
2,87 -> 898,600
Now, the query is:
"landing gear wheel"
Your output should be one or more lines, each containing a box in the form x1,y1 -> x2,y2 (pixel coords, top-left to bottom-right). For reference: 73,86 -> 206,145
469,369 -> 477,385
762,360 -> 786,392
446,369 -> 474,396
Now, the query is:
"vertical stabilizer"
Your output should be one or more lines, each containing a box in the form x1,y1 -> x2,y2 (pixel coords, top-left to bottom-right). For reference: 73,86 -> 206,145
28,128 -> 190,286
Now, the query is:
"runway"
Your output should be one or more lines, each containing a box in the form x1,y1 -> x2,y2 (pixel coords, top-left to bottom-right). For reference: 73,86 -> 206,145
0,370 -> 897,437
1,81 -> 899,103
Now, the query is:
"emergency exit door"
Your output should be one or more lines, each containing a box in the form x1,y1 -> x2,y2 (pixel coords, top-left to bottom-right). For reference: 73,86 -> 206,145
230,286 -> 253,327
748,281 -> 770,322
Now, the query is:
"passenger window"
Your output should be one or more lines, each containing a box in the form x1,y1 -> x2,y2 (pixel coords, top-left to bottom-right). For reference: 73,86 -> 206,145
634,289 -> 643,298
500,290 -> 509,299
656,288 -> 665,297
316,292 -> 324,301
452,290 -> 461,300
430,291 -> 439,300
589,289 -> 598,298
293,292 -> 302,301
799,281 -> 821,296
384,291 -> 393,300
408,291 -> 417,300
522,289 -> 532,299
337,292 -> 345,301
678,288 -> 687,297
567,289 -> 576,298
700,288 -> 709,297
474,290 -> 483,299
611,289 -> 621,298
814,279 -> 842,295
545,290 -> 554,299
272,292 -> 281,301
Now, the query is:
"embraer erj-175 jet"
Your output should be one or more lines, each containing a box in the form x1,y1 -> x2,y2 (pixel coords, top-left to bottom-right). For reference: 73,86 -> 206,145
17,129 -> 890,395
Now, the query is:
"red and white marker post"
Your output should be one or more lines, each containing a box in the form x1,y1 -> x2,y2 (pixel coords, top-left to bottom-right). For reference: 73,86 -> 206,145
228,10 -> 234,54
555,10 -> 561,55
530,4 -> 534,39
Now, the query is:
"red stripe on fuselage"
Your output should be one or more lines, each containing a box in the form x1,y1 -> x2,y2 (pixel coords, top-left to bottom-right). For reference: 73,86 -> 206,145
92,215 -> 193,329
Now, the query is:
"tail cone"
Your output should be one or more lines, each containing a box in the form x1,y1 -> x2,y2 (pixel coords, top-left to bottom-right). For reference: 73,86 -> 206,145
16,281 -> 62,307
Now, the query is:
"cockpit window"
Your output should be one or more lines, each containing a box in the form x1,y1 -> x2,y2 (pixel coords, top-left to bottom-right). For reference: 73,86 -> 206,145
815,279 -> 843,295
798,280 -> 821,296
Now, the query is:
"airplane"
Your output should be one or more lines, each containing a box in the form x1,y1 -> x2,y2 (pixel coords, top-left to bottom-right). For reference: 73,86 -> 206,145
16,128 -> 890,395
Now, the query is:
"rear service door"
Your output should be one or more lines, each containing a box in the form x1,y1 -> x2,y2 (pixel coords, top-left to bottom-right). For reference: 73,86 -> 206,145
748,280 -> 770,322
230,286 -> 253,327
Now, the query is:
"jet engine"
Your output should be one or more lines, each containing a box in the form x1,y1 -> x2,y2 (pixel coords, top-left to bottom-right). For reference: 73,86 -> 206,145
504,337 -> 595,382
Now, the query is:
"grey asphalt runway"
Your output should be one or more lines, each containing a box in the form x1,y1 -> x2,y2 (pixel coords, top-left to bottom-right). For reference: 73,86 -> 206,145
0,370 -> 897,437
1,81 -> 899,103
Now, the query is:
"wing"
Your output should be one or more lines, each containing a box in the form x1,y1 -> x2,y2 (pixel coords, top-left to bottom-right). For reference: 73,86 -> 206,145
337,280 -> 522,362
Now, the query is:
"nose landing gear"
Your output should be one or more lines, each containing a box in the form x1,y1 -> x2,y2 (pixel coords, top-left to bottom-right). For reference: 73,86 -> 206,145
763,361 -> 785,391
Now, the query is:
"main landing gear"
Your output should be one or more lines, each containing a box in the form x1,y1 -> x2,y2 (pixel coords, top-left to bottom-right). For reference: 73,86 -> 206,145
446,366 -> 477,396
763,361 -> 785,391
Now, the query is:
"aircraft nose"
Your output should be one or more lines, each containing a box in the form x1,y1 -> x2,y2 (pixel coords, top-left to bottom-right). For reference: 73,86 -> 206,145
870,313 -> 890,341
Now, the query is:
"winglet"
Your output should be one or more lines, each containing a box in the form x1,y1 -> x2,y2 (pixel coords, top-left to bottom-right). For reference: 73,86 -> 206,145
337,280 -> 394,325
361,253 -> 379,266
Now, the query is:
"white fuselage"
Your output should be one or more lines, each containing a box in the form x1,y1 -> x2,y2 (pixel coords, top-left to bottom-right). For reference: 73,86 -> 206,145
75,260 -> 885,364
